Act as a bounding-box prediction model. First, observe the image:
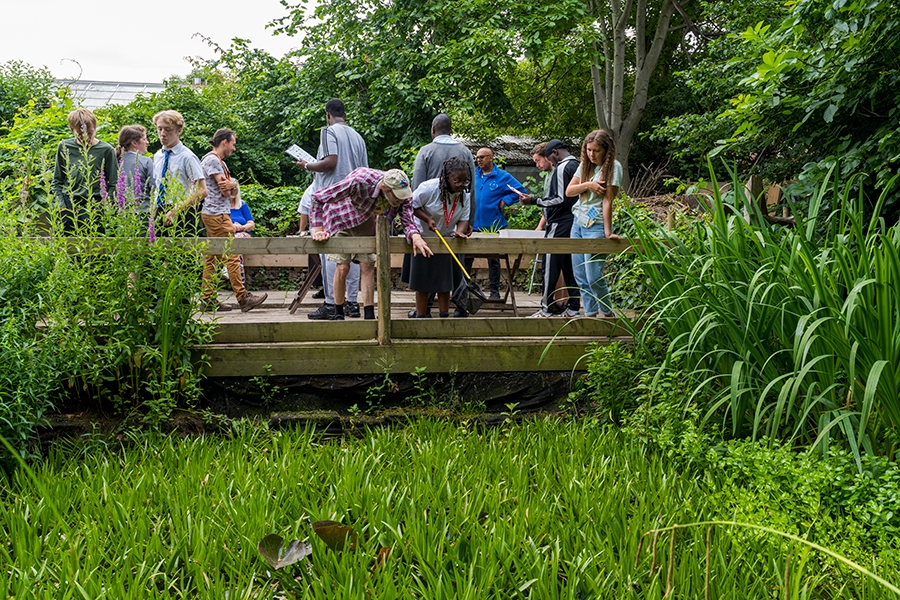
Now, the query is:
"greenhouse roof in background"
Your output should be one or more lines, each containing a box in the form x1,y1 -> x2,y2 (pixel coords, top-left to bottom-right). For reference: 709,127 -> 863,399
56,80 -> 165,109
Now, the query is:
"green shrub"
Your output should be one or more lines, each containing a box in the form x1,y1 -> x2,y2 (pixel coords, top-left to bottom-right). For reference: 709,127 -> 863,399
239,184 -> 305,237
0,145 -> 216,456
0,237 -> 60,465
0,60 -> 54,128
570,341 -> 641,422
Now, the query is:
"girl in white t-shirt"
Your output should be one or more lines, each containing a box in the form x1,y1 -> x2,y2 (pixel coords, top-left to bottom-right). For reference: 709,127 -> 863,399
408,157 -> 471,318
565,129 -> 621,318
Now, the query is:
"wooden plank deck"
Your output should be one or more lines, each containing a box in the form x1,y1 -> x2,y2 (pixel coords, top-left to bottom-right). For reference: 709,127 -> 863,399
197,290 -> 633,376
50,230 -> 638,377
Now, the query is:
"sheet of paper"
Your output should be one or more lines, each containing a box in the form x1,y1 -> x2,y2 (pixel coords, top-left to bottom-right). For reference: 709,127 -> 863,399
285,144 -> 316,163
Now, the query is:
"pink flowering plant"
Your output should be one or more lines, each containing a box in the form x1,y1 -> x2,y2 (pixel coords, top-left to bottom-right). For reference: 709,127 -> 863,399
0,117 -> 214,447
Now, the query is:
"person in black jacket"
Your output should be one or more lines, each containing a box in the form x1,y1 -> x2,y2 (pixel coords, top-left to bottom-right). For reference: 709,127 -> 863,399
513,139 -> 581,318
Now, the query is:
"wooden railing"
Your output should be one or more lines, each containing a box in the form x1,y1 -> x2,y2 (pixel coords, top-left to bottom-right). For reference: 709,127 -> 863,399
51,228 -> 638,374
201,219 -> 637,347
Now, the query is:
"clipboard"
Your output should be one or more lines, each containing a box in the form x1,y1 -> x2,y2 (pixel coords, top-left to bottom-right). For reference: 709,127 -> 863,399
285,144 -> 316,163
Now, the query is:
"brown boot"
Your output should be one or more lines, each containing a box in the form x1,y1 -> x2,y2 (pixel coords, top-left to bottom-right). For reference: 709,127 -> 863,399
238,291 -> 267,312
200,296 -> 231,312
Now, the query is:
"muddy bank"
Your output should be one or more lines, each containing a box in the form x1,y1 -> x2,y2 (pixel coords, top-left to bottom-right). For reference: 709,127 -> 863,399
39,371 -> 581,445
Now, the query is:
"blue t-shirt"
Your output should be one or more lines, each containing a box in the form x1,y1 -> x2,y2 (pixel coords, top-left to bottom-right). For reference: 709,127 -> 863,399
230,201 -> 253,226
473,166 -> 526,230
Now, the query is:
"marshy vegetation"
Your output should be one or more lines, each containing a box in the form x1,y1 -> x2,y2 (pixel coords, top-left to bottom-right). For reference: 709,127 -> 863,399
4,420 -> 900,598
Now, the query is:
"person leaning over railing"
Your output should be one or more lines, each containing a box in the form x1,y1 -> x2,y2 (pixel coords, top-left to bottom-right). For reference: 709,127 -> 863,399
408,157 -> 471,319
309,168 -> 433,321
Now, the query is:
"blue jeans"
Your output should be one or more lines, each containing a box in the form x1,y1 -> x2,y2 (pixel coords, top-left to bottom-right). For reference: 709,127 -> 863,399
571,221 -> 612,316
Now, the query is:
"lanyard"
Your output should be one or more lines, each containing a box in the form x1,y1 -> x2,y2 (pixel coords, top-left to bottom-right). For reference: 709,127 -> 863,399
214,152 -> 231,180
442,193 -> 460,227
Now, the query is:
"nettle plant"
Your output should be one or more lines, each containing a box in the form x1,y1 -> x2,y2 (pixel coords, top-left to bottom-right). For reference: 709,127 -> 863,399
1,139 -> 214,450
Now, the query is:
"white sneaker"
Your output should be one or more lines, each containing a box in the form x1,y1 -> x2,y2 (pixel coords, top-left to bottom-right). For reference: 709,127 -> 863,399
562,308 -> 580,318
220,267 -> 229,279
528,309 -> 553,318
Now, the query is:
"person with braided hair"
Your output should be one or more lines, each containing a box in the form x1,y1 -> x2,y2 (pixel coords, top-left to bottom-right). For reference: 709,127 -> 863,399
407,157 -> 472,318
565,129 -> 622,318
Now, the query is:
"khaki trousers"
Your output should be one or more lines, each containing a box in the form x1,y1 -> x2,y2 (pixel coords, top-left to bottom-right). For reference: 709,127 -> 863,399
201,213 -> 245,302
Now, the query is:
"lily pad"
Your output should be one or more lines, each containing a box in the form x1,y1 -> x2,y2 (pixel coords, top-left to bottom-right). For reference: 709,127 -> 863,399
311,520 -> 358,552
257,533 -> 312,570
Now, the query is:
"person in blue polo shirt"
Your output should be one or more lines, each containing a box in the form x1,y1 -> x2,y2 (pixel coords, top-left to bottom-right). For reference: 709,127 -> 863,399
470,147 -> 527,299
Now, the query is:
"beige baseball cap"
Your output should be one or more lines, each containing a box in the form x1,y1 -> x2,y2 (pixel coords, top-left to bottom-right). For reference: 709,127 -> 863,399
382,169 -> 413,200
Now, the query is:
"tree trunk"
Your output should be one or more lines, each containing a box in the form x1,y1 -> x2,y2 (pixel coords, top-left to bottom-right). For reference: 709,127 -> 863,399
589,0 -> 677,193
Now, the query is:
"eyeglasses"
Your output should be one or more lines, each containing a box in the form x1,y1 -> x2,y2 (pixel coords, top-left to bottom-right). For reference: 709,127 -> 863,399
475,155 -> 490,160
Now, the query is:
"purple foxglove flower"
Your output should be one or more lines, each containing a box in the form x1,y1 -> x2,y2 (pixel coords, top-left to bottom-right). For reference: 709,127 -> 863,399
100,171 -> 108,200
117,167 -> 127,209
133,167 -> 142,205
148,215 -> 157,243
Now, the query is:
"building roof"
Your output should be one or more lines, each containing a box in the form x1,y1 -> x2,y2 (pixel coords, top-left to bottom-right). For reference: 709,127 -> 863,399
457,135 -> 541,166
458,135 -> 580,166
56,80 -> 165,110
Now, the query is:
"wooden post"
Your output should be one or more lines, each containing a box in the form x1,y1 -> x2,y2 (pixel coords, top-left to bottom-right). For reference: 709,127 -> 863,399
376,217 -> 392,346
744,175 -> 764,223
666,211 -> 675,231
769,186 -> 789,218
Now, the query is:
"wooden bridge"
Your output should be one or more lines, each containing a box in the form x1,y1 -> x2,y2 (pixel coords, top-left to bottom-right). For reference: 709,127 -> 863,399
196,221 -> 637,377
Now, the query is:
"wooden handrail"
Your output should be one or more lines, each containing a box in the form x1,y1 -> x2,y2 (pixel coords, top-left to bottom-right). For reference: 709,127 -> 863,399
41,235 -> 638,255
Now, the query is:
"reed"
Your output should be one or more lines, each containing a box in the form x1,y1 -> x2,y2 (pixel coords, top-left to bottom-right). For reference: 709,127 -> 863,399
1,420 -> 896,598
630,163 -> 900,461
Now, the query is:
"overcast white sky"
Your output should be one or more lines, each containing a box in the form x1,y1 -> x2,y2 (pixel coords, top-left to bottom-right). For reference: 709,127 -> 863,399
1,0 -> 301,82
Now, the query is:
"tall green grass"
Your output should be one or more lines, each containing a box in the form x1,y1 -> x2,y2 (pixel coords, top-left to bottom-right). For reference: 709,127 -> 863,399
1,420 -> 897,598
631,164 -> 900,461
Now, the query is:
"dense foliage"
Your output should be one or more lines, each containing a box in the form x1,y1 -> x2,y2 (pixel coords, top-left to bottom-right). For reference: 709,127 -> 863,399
658,0 -> 900,212
0,145 -> 214,463
0,60 -> 54,129
629,164 -> 900,461
2,419 -> 899,597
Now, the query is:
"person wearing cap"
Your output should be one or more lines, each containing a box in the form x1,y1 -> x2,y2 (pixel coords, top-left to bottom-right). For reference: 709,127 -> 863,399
511,139 -> 582,318
310,167 -> 433,320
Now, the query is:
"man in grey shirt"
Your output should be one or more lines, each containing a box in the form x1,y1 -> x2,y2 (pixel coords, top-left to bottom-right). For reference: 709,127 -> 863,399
294,99 -> 368,320
412,114 -> 476,204
197,128 -> 267,313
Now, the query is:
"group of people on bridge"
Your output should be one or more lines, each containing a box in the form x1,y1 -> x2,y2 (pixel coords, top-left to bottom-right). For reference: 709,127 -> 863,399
51,100 -> 622,320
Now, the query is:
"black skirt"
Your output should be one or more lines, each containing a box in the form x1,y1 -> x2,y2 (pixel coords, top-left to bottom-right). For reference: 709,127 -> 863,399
408,253 -> 455,293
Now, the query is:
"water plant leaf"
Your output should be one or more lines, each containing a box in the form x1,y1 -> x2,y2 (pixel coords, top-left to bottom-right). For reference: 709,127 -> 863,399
311,520 -> 358,552
257,533 -> 312,570
372,546 -> 392,572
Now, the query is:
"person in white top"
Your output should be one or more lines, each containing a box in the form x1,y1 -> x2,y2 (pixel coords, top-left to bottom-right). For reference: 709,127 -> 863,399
408,157 -> 471,318
152,110 -> 206,235
565,129 -> 622,318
